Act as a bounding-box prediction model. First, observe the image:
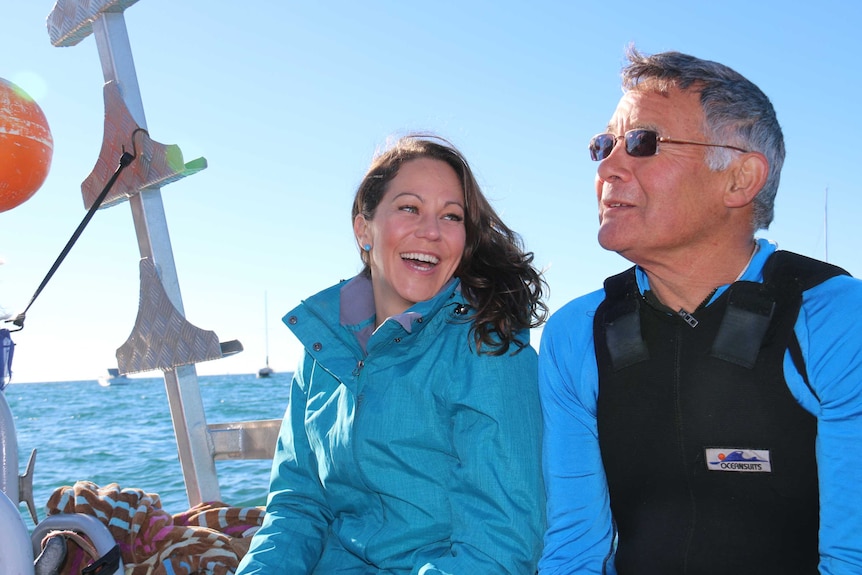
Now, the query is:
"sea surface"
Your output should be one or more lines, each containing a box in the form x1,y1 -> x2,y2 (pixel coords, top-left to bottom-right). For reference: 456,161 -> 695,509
3,371 -> 292,530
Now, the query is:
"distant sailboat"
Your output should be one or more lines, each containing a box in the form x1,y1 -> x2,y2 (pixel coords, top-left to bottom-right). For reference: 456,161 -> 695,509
258,291 -> 274,378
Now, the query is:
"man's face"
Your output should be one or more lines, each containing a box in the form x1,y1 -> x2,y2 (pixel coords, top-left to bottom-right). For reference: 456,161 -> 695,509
594,86 -> 734,268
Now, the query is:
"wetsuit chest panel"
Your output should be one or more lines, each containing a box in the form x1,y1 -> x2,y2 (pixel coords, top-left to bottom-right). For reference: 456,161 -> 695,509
592,252 -> 848,575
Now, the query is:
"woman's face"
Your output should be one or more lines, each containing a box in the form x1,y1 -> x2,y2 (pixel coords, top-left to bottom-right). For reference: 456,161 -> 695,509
354,157 -> 466,322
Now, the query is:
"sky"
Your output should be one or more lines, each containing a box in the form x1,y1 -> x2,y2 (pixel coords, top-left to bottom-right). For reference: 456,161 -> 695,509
0,1 -> 859,384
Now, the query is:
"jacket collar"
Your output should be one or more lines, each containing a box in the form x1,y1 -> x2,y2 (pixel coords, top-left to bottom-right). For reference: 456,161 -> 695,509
290,274 -> 463,356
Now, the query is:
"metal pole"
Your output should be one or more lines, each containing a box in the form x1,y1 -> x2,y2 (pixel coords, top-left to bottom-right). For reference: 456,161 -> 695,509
91,12 -> 219,506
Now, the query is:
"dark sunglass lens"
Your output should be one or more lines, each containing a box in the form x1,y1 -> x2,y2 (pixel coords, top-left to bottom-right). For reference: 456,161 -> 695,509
589,134 -> 615,161
626,130 -> 658,157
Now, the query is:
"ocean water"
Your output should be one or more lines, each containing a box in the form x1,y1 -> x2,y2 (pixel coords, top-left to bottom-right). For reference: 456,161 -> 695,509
3,371 -> 292,530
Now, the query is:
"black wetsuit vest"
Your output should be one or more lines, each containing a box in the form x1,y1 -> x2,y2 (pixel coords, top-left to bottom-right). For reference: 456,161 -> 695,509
594,251 -> 848,575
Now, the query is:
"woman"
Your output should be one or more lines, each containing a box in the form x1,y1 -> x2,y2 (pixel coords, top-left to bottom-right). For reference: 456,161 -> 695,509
237,135 -> 548,574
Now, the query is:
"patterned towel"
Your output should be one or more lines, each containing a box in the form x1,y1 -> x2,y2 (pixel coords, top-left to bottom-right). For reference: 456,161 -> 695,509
45,481 -> 265,575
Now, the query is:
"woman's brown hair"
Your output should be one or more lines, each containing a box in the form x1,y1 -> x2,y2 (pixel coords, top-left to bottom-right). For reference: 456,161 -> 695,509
352,134 -> 547,355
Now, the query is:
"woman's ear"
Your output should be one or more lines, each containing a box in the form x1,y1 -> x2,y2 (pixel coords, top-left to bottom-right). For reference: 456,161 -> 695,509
353,214 -> 369,248
725,151 -> 769,208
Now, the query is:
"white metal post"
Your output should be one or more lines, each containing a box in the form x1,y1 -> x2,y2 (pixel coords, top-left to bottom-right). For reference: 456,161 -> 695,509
91,12 -> 220,506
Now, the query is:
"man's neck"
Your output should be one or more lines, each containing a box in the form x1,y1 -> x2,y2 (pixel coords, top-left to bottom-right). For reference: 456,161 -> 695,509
638,240 -> 758,314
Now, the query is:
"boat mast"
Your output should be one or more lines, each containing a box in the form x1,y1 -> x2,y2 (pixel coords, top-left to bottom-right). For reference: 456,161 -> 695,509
264,291 -> 270,369
824,186 -> 829,263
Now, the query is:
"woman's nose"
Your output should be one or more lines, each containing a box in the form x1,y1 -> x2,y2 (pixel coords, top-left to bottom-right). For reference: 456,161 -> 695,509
416,214 -> 441,239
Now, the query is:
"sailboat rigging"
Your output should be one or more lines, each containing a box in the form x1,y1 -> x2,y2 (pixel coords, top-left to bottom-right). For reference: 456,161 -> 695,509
258,291 -> 274,378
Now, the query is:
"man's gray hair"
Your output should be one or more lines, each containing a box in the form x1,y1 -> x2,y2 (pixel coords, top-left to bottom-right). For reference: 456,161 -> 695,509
621,47 -> 784,231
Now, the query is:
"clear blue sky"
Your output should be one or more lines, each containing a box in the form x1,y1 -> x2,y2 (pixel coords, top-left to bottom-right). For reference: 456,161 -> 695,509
1,1 -> 859,383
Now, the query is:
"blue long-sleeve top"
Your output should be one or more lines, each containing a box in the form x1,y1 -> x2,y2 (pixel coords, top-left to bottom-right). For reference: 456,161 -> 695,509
538,238 -> 862,575
237,274 -> 545,574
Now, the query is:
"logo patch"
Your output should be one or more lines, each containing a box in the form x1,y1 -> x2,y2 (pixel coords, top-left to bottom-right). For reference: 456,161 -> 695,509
705,448 -> 771,473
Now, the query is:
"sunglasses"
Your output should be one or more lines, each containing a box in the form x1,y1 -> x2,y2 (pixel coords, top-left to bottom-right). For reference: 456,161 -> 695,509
589,129 -> 749,161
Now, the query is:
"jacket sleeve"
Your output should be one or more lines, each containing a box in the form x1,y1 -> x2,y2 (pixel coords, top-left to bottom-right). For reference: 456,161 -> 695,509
417,338 -> 545,575
235,352 -> 331,575
791,276 -> 862,575
537,293 -> 617,575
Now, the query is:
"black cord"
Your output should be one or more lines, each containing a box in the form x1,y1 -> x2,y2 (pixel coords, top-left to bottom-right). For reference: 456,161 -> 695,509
6,151 -> 136,331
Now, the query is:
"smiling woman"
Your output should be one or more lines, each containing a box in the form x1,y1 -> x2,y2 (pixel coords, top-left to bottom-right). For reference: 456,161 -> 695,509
353,135 -> 548,356
237,134 -> 549,575
353,156 -> 467,323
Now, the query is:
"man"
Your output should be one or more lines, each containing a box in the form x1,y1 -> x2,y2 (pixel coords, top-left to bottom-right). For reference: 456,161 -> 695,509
538,47 -> 862,575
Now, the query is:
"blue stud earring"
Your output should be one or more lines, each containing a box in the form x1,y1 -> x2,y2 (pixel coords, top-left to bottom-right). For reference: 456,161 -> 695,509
363,244 -> 372,252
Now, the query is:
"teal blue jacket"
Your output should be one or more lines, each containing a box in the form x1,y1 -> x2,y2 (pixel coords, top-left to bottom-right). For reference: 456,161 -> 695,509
237,275 -> 545,574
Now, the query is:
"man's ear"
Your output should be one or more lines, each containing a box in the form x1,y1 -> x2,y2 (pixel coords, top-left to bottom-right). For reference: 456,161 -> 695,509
725,151 -> 769,208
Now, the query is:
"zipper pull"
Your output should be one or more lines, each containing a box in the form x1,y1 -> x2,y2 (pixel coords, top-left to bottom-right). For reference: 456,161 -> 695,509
677,309 -> 698,328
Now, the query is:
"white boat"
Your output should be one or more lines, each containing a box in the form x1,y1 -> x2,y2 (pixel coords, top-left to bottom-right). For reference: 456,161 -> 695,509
0,3 -> 278,573
97,367 -> 132,387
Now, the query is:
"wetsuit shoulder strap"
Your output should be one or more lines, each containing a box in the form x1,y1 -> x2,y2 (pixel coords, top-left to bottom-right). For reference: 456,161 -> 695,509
764,250 -> 849,399
597,266 -> 650,371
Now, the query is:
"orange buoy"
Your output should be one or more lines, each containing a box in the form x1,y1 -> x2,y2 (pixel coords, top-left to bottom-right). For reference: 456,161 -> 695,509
0,78 -> 53,213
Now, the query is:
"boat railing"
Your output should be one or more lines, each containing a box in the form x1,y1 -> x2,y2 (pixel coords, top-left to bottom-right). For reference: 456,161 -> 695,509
208,419 -> 282,462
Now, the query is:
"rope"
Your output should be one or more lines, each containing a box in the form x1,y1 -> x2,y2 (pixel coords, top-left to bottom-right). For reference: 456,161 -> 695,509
5,151 -> 135,332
